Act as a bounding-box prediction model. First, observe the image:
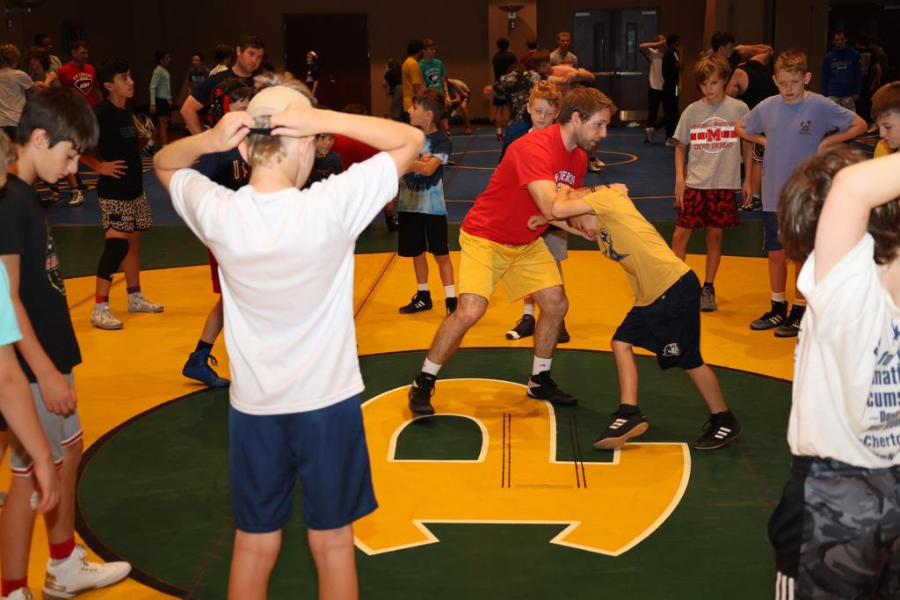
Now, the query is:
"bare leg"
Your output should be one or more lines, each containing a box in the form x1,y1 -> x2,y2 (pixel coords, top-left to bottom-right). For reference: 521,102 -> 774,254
308,525 -> 358,600
228,530 -> 281,600
434,254 -> 454,287
412,253 -> 428,285
684,364 -> 728,414
530,285 -> 567,359
121,232 -> 141,289
671,226 -> 691,261
768,249 -> 788,294
44,440 -> 81,544
704,227 -> 723,284
158,116 -> 170,146
751,160 -> 762,197
425,293 -> 487,365
200,297 -> 225,345
0,473 -> 38,581
611,340 -> 639,406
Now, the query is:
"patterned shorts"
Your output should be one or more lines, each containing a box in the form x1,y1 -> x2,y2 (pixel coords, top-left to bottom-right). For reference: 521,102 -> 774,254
100,193 -> 153,233
676,187 -> 738,229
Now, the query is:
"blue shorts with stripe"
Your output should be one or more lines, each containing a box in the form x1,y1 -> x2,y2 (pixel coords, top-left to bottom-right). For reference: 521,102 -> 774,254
229,395 -> 377,533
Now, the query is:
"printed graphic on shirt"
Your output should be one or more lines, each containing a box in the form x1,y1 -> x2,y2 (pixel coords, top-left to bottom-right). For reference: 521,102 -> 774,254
689,116 -> 739,154
45,223 -> 65,296
398,131 -> 451,215
555,169 -> 576,188
799,120 -> 811,135
598,229 -> 629,262
72,72 -> 94,97
865,328 -> 900,461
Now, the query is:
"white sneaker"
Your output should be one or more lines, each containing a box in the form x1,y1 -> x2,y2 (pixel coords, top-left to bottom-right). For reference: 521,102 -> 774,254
645,126 -> 655,144
66,190 -> 84,207
127,292 -> 164,313
665,137 -> 677,148
90,303 -> 123,330
43,545 -> 131,600
2,587 -> 33,600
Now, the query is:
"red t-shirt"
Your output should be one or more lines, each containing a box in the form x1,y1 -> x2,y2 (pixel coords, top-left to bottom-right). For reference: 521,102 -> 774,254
332,135 -> 379,169
462,124 -> 586,245
57,62 -> 98,107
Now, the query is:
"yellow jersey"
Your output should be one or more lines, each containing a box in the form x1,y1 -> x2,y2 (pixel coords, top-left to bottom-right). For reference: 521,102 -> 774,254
874,139 -> 895,158
585,188 -> 690,306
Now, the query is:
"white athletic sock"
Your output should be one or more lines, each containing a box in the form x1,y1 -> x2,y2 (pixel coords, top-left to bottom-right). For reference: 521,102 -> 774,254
523,303 -> 535,317
418,283 -> 429,292
496,127 -> 502,134
532,356 -> 552,376
771,291 -> 786,303
444,285 -> 456,298
422,358 -> 442,377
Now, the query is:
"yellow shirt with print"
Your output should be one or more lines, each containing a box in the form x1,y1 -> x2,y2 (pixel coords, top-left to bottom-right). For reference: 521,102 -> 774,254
875,139 -> 895,158
402,56 -> 424,111
584,189 -> 690,307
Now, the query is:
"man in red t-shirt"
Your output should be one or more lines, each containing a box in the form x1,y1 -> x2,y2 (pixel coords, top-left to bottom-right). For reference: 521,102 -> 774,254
407,88 -> 618,415
57,41 -> 101,108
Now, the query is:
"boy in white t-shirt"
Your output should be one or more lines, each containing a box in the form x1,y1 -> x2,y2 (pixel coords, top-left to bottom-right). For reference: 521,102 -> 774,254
671,55 -> 751,311
772,146 -> 900,598
153,72 -> 423,600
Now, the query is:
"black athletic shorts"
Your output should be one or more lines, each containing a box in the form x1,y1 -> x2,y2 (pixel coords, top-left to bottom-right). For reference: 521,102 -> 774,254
153,98 -> 171,118
612,270 -> 703,370
398,212 -> 450,257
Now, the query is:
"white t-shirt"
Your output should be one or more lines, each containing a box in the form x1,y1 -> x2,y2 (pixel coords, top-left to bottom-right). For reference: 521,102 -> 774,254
169,152 -> 399,416
645,48 -> 663,91
0,68 -> 34,127
209,64 -> 229,76
673,96 -> 749,190
790,234 -> 900,468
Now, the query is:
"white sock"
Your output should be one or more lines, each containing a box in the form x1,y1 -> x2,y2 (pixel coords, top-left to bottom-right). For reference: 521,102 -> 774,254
444,285 -> 456,298
532,356 -> 552,376
771,291 -> 786,303
417,283 -> 429,292
422,358 -> 442,376
496,127 -> 502,134
523,303 -> 535,317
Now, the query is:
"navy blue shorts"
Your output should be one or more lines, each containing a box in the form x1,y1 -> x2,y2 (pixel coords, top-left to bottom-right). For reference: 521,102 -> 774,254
493,97 -> 508,107
229,395 -> 377,533
612,271 -> 704,371
763,211 -> 782,252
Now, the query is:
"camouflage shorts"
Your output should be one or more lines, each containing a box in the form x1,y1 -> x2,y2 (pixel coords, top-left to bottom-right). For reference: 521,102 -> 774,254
769,456 -> 900,599
100,193 -> 152,233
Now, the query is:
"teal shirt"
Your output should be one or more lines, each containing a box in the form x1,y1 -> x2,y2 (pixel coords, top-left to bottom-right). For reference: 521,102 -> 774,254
419,58 -> 447,94
0,262 -> 21,346
149,65 -> 171,104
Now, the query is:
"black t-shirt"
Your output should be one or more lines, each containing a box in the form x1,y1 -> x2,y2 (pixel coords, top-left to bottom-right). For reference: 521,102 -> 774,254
304,151 -> 343,188
493,51 -> 518,80
191,68 -> 253,107
662,51 -> 679,88
737,60 -> 778,110
196,148 -> 250,191
0,176 -> 81,381
384,66 -> 402,91
95,100 -> 143,200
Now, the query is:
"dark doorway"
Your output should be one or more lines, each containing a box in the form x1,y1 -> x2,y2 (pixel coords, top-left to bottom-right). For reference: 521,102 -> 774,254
283,14 -> 371,113
572,8 -> 659,121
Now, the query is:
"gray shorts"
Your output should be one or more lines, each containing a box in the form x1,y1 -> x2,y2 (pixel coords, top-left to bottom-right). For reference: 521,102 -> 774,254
10,373 -> 82,477
542,227 -> 568,262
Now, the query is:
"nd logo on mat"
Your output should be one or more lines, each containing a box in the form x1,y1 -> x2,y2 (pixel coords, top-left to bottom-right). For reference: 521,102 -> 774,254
355,379 -> 690,556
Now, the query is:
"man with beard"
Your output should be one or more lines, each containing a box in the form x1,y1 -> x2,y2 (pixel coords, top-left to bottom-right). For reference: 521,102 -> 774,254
406,87 -> 615,415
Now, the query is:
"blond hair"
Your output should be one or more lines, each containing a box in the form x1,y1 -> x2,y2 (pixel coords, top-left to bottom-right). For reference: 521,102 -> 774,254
694,55 -> 732,84
775,49 -> 808,75
529,81 -> 562,109
245,71 -> 313,167
0,43 -> 21,69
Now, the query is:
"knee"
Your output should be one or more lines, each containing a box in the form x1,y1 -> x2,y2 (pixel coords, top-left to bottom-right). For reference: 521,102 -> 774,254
308,525 -> 354,554
537,288 -> 568,318
706,228 -> 723,243
454,297 -> 486,327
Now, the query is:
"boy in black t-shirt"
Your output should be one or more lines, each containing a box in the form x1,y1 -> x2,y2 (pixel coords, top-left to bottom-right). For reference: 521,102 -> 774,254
81,59 -> 164,330
304,132 -> 343,187
0,87 -> 131,600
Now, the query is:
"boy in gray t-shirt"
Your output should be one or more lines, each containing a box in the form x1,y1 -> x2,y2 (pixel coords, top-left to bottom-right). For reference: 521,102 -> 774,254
672,56 -> 751,312
736,49 -> 865,337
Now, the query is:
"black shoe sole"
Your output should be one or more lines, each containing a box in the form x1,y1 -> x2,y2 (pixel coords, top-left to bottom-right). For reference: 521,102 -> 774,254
526,388 -> 578,406
399,305 -> 433,314
593,422 -> 649,450
773,328 -> 799,338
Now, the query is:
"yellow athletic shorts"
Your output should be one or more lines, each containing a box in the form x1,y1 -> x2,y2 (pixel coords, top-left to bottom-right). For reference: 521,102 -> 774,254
458,230 -> 562,301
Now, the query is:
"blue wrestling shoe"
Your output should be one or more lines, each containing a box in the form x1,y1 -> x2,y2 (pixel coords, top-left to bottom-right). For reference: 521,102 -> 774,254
183,348 -> 230,388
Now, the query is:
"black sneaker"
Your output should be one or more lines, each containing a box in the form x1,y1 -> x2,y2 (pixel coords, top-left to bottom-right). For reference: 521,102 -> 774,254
749,300 -> 787,330
505,314 -> 536,340
774,304 -> 805,338
558,320 -> 571,344
399,291 -> 433,314
526,371 -> 578,406
445,297 -> 458,315
740,195 -> 762,211
593,408 -> 649,450
408,372 -> 436,415
693,411 -> 742,450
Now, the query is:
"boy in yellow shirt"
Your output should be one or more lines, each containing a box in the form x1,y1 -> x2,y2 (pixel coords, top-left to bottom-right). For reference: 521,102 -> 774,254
536,184 -> 742,450
872,82 -> 899,158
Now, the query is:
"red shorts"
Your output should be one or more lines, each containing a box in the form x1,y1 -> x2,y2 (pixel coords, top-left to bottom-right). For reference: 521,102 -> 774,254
676,187 -> 739,229
209,250 -> 221,294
